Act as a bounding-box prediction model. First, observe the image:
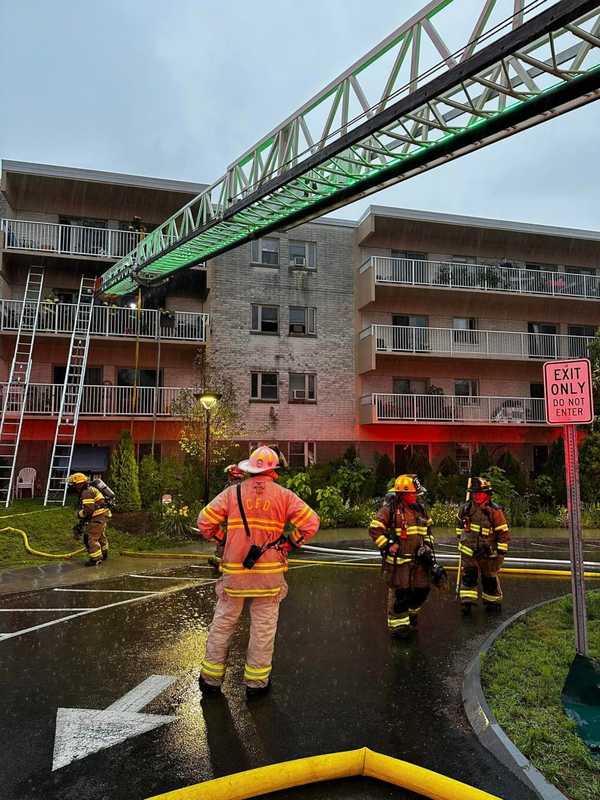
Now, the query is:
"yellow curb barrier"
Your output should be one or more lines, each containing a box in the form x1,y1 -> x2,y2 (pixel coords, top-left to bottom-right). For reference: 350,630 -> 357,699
146,746 -> 501,800
118,550 -> 600,579
0,526 -> 85,559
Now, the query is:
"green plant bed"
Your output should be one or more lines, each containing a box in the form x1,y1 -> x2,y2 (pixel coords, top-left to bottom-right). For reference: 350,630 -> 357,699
482,591 -> 600,800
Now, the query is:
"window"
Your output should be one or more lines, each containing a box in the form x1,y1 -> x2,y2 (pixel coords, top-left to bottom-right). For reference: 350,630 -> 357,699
455,379 -> 478,405
528,322 -> 558,358
453,317 -> 478,347
289,306 -> 316,335
251,237 -> 279,265
455,445 -> 472,474
525,262 -> 558,273
530,383 -> 544,399
289,441 -> 316,468
289,373 -> 316,402
251,372 -> 278,401
390,314 -> 429,352
251,304 -> 279,334
450,255 -> 476,264
137,443 -> 161,461
568,325 -> 595,357
391,249 -> 427,261
392,378 -> 427,395
566,266 -> 596,276
289,240 -> 316,268
54,366 -> 103,385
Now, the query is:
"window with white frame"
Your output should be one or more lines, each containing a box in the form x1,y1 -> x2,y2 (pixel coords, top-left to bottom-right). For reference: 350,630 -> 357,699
289,373 -> 316,402
251,304 -> 279,334
455,379 -> 479,406
251,237 -> 280,266
289,441 -> 316,468
455,444 -> 472,474
289,306 -> 316,336
289,240 -> 316,268
251,372 -> 278,401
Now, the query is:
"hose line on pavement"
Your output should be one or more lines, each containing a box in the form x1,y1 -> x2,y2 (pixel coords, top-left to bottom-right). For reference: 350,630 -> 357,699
0,526 -> 85,559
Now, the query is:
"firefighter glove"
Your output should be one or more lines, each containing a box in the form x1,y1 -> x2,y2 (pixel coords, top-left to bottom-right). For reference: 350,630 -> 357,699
387,541 -> 400,555
416,544 -> 434,566
431,563 -> 449,591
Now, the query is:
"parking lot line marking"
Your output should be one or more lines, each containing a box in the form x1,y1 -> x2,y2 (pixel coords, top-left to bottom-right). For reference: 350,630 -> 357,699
127,574 -> 207,581
53,588 -> 157,595
0,608 -> 94,612
0,578 -> 219,643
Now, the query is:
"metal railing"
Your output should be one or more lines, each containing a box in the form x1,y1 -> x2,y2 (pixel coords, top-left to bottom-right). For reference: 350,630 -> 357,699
361,256 -> 600,301
1,218 -> 144,259
367,324 -> 594,360
0,384 -> 193,417
0,299 -> 208,342
364,393 -> 546,424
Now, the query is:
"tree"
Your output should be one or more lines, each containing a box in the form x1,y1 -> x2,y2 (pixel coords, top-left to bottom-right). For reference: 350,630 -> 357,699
542,438 -> 566,504
496,451 -> 527,494
108,431 -> 141,512
471,446 -> 492,476
374,452 -> 395,496
138,455 -> 160,509
481,465 -> 516,510
587,330 -> 600,424
579,430 -> 600,503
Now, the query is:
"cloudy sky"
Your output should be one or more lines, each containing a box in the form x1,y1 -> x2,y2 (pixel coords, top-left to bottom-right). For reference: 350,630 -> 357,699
0,0 -> 598,229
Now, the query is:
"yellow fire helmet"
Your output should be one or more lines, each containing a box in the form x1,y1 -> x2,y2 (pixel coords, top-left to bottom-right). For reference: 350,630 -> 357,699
67,472 -> 89,485
393,474 -> 425,494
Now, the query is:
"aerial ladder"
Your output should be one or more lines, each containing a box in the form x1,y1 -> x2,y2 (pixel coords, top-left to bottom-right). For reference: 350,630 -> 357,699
44,276 -> 96,505
0,268 -> 45,507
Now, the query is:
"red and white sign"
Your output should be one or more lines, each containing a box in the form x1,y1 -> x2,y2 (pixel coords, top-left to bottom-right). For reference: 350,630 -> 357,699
543,358 -> 594,425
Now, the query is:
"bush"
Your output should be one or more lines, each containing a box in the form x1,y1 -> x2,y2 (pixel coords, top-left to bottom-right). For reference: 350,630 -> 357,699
108,431 -> 141,512
158,500 -> 194,539
315,486 -> 346,528
582,504 -> 600,528
338,500 -> 376,528
429,501 -> 460,528
333,459 -> 373,504
529,511 -> 561,528
281,471 -> 313,501
374,453 -> 394,497
579,431 -> 600,503
159,457 -> 182,497
471,446 -> 492,476
533,475 -> 555,508
139,455 -> 160,509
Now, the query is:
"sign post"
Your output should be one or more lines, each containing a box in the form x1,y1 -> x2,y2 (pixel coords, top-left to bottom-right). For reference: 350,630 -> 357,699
543,358 -> 594,656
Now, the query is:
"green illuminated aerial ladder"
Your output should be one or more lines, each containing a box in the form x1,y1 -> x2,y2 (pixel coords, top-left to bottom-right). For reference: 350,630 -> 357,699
0,268 -> 45,506
101,0 -> 600,296
44,276 -> 96,505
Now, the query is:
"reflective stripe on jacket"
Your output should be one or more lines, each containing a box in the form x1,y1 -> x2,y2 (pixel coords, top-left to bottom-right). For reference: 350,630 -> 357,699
78,486 -> 111,519
457,501 -> 510,556
197,475 -> 319,597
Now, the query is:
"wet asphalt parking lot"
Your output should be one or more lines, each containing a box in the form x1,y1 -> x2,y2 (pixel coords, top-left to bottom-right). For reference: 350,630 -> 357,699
0,540 -> 596,800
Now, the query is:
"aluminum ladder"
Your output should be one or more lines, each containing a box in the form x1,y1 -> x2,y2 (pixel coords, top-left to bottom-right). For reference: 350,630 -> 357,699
0,268 -> 45,507
44,276 -> 96,505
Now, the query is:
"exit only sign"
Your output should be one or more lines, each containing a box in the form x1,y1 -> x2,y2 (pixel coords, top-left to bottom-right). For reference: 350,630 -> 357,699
543,358 -> 594,425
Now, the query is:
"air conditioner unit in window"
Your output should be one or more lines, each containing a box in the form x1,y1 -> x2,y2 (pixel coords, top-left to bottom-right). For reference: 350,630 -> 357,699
291,256 -> 306,267
292,390 -> 306,400
290,323 -> 305,334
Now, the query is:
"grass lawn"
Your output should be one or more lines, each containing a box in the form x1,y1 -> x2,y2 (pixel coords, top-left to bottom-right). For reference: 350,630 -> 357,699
0,499 -> 193,571
482,591 -> 600,800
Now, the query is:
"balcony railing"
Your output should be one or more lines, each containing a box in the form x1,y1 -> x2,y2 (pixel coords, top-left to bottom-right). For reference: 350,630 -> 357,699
361,256 -> 600,301
0,384 -> 193,417
0,299 -> 208,342
1,218 -> 144,259
365,324 -> 594,360
362,393 -> 546,424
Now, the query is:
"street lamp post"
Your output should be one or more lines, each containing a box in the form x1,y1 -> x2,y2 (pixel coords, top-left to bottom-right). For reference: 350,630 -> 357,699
196,391 -> 220,506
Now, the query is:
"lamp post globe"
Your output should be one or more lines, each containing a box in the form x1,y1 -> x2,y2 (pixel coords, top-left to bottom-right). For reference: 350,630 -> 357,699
194,391 -> 221,505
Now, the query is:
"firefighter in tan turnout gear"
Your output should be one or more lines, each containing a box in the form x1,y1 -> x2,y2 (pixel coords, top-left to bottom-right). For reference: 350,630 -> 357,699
68,472 -> 111,567
197,446 -> 319,698
456,476 -> 510,613
369,474 -> 445,638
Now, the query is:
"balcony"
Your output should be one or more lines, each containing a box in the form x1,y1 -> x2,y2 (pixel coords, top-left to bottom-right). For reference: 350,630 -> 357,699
0,384 -> 193,417
0,299 -> 208,343
1,218 -> 143,260
358,256 -> 600,306
360,393 -> 546,425
358,324 -> 594,373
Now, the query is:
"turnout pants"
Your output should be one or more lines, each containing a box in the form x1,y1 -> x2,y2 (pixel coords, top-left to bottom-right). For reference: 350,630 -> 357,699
85,518 -> 109,563
387,587 -> 430,633
460,556 -> 503,606
201,580 -> 288,688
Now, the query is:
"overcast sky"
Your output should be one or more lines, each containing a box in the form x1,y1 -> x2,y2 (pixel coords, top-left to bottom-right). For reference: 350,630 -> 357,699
0,0 -> 598,230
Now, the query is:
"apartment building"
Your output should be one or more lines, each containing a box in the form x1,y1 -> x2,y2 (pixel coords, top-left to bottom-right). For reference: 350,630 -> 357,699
0,161 -> 210,489
1,159 -> 599,490
356,206 -> 600,474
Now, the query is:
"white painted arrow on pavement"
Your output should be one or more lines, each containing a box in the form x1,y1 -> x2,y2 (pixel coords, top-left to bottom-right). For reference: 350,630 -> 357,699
52,674 -> 177,771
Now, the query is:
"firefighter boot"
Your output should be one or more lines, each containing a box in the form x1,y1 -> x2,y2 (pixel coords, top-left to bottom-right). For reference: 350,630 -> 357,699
246,678 -> 272,699
101,548 -> 109,561
198,675 -> 222,697
461,602 -> 472,616
84,559 -> 102,567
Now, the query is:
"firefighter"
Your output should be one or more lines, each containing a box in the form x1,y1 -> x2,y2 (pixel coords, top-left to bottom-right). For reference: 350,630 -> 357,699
68,472 -> 111,567
456,476 -> 510,613
197,446 -> 319,698
369,474 -> 439,638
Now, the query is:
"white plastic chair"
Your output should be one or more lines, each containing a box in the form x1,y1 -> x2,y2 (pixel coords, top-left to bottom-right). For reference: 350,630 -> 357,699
15,467 -> 36,499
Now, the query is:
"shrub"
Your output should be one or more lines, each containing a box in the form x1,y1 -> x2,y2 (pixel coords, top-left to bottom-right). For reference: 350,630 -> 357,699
139,455 -> 160,509
582,504 -> 600,528
158,500 -> 194,539
429,501 -> 460,528
108,431 -> 141,512
374,453 -> 394,497
315,486 -> 346,528
333,459 -> 373,504
529,511 -> 561,528
579,431 -> 600,503
533,475 -> 555,508
471,446 -> 492,476
281,471 -> 313,501
158,457 -> 182,497
496,451 -> 527,494
338,500 -> 376,528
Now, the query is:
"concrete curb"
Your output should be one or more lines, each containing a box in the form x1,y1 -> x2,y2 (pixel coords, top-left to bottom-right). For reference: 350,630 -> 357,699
462,597 -> 569,800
